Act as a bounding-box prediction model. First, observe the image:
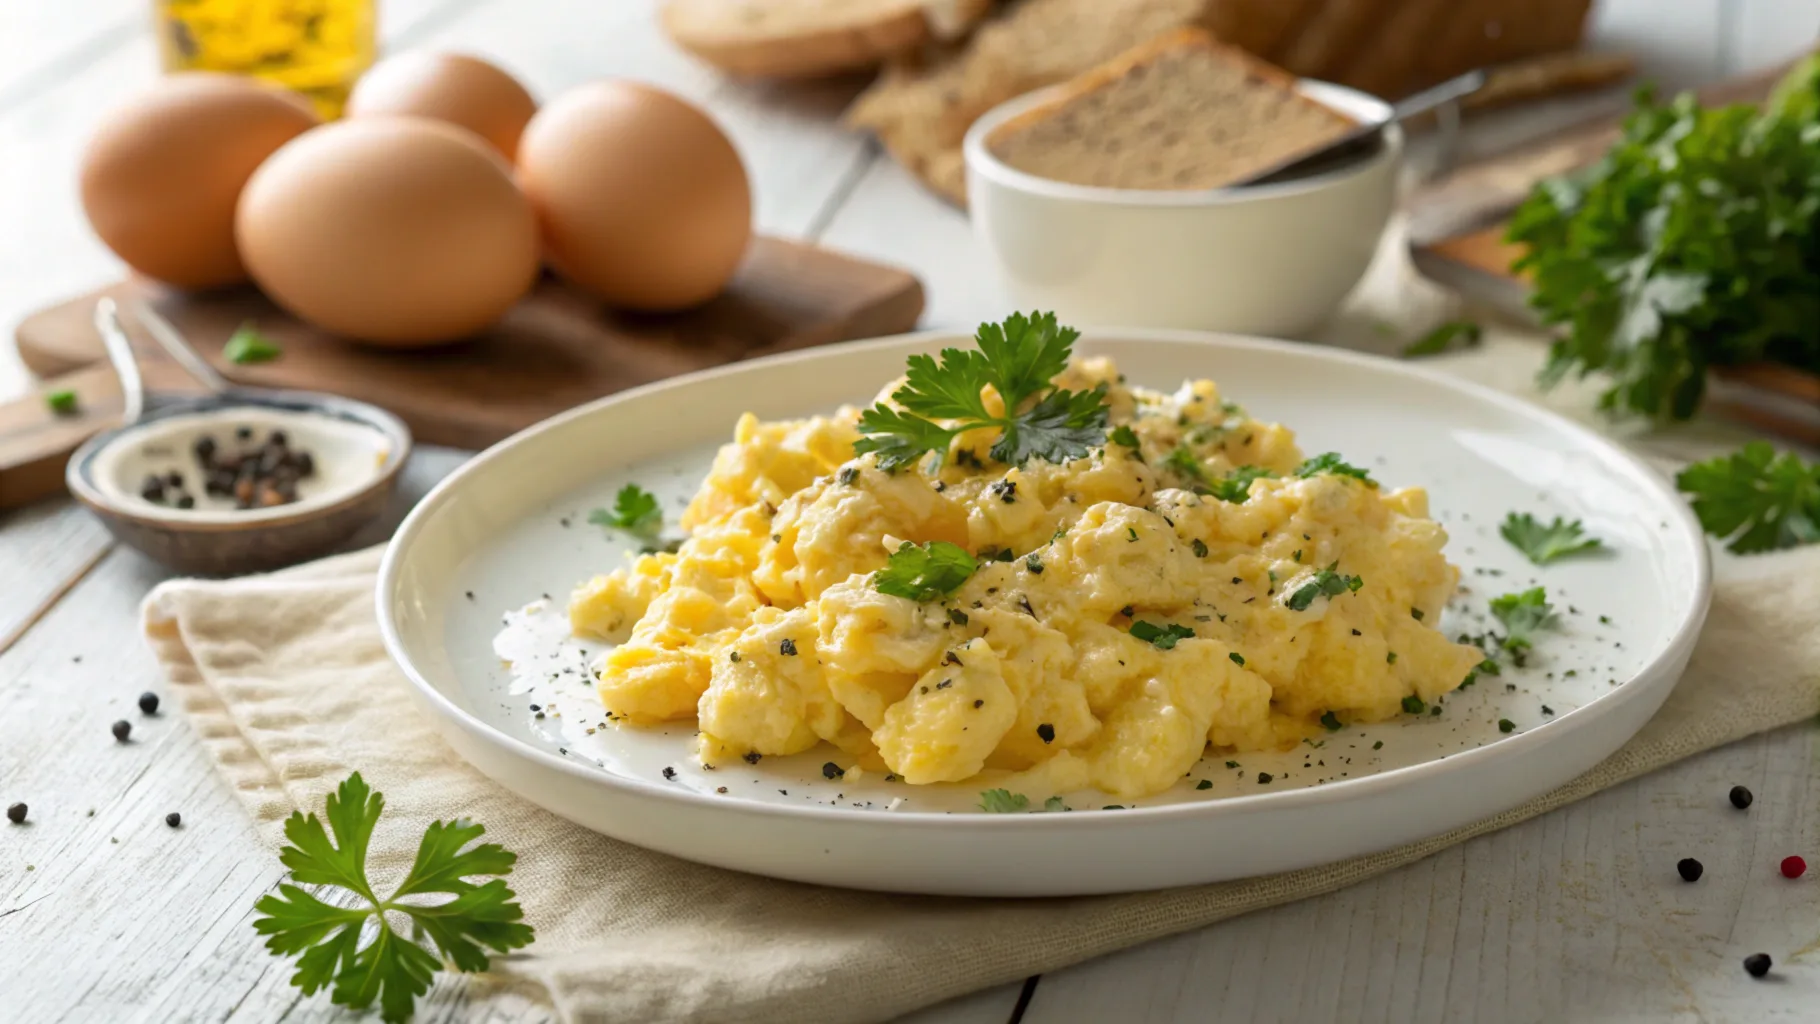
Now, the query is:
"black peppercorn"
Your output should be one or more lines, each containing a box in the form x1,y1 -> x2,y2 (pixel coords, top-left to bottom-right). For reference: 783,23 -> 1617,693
1729,785 -> 1753,810
821,762 -> 843,780
165,812 -> 181,828
1037,723 -> 1055,744
661,767 -> 676,780
6,802 -> 25,824
140,475 -> 165,502
1744,953 -> 1771,978
111,719 -> 132,743
138,692 -> 159,715
1677,857 -> 1703,882
193,435 -> 217,462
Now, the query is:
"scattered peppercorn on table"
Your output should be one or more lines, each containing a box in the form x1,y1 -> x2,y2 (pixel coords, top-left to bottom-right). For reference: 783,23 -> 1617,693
1,1 -> 1817,1022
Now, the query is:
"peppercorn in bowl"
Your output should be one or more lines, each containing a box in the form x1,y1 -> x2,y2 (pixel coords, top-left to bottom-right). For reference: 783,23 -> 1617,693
379,316 -> 1709,895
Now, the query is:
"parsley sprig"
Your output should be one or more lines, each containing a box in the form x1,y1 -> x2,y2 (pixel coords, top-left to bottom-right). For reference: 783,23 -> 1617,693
1284,564 -> 1364,611
252,773 -> 533,1023
1204,465 -> 1274,503
1401,320 -> 1483,358
589,484 -> 663,543
854,312 -> 1109,471
1296,453 -> 1376,485
874,540 -> 979,601
1675,441 -> 1820,553
1490,587 -> 1558,659
1129,620 -> 1195,649
1500,513 -> 1605,565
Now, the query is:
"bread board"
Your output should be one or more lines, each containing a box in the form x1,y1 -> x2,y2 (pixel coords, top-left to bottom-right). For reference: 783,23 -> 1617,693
2,236 -> 923,508
1406,58 -> 1820,446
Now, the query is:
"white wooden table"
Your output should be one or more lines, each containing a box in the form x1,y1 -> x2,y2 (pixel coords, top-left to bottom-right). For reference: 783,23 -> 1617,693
2,3 -> 1817,1022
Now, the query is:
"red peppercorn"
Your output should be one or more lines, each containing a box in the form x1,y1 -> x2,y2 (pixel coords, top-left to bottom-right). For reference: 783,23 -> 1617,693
1780,855 -> 1806,879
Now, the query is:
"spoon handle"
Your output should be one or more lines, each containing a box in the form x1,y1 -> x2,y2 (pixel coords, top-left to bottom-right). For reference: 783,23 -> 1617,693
130,301 -> 233,394
1392,68 -> 1490,122
93,298 -> 145,426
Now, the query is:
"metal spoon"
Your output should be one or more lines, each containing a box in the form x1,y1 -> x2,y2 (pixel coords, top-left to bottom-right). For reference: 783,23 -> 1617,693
1231,68 -> 1489,188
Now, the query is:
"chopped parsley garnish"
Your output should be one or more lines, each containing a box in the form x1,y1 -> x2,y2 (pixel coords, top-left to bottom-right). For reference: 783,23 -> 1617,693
45,388 -> 77,415
1411,607 -> 1425,621
1043,796 -> 1067,811
1401,695 -> 1426,714
1401,320 -> 1483,358
1284,563 -> 1363,611
1320,711 -> 1343,731
854,311 -> 1109,471
1204,465 -> 1274,503
1195,779 -> 1213,790
1024,553 -> 1044,574
837,466 -> 860,486
1499,718 -> 1517,733
1500,512 -> 1606,565
1229,652 -> 1245,667
1675,441 -> 1820,553
1164,445 -> 1209,485
1190,538 -> 1209,557
1130,620 -> 1194,650
223,322 -> 282,364
1490,587 -> 1558,655
1295,452 -> 1376,485
1110,424 -> 1142,451
588,484 -> 662,541
874,541 -> 978,602
251,773 -> 533,1022
978,789 -> 1029,813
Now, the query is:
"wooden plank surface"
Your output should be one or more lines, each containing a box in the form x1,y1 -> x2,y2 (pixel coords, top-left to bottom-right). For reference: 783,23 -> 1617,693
5,1 -> 1820,1023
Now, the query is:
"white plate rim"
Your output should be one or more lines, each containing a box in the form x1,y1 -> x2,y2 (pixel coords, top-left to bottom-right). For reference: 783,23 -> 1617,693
377,327 -> 1713,834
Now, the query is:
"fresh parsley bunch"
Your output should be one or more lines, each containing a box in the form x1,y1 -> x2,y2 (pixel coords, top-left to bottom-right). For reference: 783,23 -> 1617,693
855,311 -> 1109,471
1676,441 -> 1820,553
252,774 -> 534,1023
1508,56 -> 1820,420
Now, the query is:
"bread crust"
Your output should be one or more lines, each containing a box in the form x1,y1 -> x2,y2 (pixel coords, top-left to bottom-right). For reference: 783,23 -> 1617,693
662,0 -> 992,78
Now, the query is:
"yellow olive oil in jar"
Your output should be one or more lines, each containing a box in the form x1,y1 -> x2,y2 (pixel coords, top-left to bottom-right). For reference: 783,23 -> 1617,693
154,0 -> 376,118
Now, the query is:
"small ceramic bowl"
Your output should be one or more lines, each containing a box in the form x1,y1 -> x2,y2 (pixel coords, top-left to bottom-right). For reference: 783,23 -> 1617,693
64,301 -> 411,576
963,80 -> 1400,337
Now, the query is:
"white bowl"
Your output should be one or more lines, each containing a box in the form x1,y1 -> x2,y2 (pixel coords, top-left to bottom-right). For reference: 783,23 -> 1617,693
964,81 -> 1400,337
378,328 -> 1710,897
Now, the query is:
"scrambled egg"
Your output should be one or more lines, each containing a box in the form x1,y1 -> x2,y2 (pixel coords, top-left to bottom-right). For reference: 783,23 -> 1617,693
569,358 -> 1482,800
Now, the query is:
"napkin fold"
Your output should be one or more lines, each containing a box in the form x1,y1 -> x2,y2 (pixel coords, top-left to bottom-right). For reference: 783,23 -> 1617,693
144,527 -> 1820,1024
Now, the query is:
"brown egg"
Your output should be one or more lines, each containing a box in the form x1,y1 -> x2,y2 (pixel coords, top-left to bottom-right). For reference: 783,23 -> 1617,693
80,73 -> 318,290
346,52 -> 537,161
236,117 -> 539,345
517,81 -> 751,311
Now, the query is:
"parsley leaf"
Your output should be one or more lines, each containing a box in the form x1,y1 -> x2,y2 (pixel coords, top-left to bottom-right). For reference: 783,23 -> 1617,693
588,484 -> 662,541
45,389 -> 77,415
223,322 -> 282,365
1203,465 -> 1274,503
1129,620 -> 1195,650
1490,587 -> 1558,655
251,773 -> 533,1023
1295,452 -> 1376,485
1401,320 -> 1484,358
1284,563 -> 1363,611
1110,424 -> 1142,450
1675,441 -> 1820,553
874,540 -> 979,601
1508,61 -> 1820,421
1163,445 -> 1210,485
1043,795 -> 1067,812
979,789 -> 1030,813
853,312 -> 1109,471
1499,512 -> 1606,565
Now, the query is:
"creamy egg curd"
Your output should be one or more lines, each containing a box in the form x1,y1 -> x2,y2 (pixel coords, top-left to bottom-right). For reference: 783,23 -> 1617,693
568,314 -> 1482,801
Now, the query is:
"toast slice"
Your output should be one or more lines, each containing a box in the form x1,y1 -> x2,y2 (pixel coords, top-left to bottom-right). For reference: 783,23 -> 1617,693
662,0 -> 995,79
985,29 -> 1355,190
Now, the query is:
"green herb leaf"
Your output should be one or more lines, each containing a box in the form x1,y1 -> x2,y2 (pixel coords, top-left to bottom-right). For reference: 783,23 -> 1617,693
1295,453 -> 1376,485
979,789 -> 1030,813
588,484 -> 663,541
251,773 -> 532,1023
1110,424 -> 1142,450
1203,465 -> 1274,503
1043,795 -> 1066,812
1490,587 -> 1558,653
1320,710 -> 1343,731
45,389 -> 77,415
1401,320 -> 1484,358
1499,512 -> 1606,565
874,541 -> 979,602
854,312 -> 1108,471
1129,620 -> 1195,650
1164,445 -> 1209,485
1284,563 -> 1363,611
223,322 -> 282,365
1402,695 -> 1426,714
1675,441 -> 1820,553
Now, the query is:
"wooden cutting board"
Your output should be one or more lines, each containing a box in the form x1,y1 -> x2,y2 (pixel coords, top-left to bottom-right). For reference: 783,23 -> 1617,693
2,236 -> 923,508
1405,57 -> 1820,446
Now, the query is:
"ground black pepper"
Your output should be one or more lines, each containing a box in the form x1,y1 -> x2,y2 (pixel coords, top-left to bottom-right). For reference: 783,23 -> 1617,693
779,639 -> 798,656
822,762 -> 843,780
662,767 -> 677,780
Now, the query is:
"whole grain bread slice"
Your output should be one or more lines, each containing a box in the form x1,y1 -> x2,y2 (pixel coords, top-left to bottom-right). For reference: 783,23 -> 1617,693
984,28 -> 1355,190
662,0 -> 995,79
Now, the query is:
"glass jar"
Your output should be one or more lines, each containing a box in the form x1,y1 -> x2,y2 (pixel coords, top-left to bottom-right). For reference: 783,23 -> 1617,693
153,0 -> 377,119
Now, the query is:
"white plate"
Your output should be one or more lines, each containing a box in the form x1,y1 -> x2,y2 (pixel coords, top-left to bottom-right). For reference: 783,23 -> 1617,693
378,330 -> 1711,896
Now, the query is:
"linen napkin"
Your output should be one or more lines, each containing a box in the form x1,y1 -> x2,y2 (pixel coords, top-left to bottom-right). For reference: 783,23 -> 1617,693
142,407 -> 1820,1024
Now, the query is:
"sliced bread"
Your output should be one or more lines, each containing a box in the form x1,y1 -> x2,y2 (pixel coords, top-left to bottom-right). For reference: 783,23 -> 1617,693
985,29 -> 1354,191
661,0 -> 995,79
846,0 -> 1215,203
